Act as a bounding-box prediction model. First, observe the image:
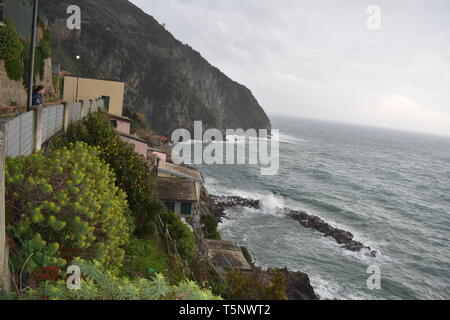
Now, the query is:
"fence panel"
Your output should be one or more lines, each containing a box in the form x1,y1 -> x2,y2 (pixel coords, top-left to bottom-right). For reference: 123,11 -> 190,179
3,98 -> 102,159
42,104 -> 65,143
91,100 -> 98,113
19,112 -> 35,156
75,103 -> 81,122
68,102 -> 81,124
5,118 -> 20,158
5,111 -> 35,158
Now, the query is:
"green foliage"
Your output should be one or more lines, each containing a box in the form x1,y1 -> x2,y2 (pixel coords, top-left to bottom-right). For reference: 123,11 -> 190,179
189,257 -> 230,298
19,260 -> 221,300
5,142 -> 132,273
21,38 -> 52,83
226,269 -> 288,300
200,214 -> 221,240
0,21 -> 24,80
158,211 -> 196,263
67,111 -> 159,235
34,41 -> 51,81
0,21 -> 23,61
4,57 -> 23,81
240,246 -> 253,265
121,237 -> 168,278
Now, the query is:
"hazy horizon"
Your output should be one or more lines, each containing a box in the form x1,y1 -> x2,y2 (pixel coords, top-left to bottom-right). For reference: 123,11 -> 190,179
130,0 -> 450,137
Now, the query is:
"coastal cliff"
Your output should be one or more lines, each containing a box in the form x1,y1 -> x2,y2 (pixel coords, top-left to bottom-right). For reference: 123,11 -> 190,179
39,0 -> 272,136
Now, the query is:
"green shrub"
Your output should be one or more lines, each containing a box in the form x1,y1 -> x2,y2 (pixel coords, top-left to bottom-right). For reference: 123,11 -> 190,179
226,269 -> 287,300
0,21 -> 24,81
5,142 -> 132,273
18,259 -> 221,300
200,214 -> 221,240
0,21 -> 23,61
4,57 -> 23,81
121,237 -> 168,278
240,246 -> 253,265
158,211 -> 196,263
35,41 -> 51,80
66,112 -> 159,235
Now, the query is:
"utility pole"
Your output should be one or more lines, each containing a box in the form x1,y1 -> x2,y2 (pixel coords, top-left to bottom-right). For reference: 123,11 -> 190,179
75,55 -> 80,102
27,0 -> 39,111
0,0 -> 6,27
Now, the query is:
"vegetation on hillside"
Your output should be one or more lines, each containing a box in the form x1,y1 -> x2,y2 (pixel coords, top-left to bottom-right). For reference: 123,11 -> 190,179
200,214 -> 221,240
2,107 -> 293,301
19,259 -> 221,300
5,142 -> 132,275
0,21 -> 23,81
0,20 -> 52,82
227,269 -> 288,300
66,111 -> 160,235
120,237 -> 168,278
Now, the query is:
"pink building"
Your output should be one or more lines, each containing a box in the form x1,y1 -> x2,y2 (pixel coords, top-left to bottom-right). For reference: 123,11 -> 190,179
109,113 -> 148,158
119,132 -> 149,158
148,147 -> 167,162
109,114 -> 132,134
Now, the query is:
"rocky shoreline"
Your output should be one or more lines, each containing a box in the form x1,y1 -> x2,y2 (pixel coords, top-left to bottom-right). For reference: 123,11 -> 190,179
205,194 -> 377,257
200,189 -> 319,300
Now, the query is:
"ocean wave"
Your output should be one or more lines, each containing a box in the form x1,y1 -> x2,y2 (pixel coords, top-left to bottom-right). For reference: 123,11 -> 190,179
279,133 -> 306,144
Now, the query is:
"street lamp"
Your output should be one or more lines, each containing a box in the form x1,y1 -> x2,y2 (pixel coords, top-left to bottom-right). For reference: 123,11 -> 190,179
27,0 -> 39,111
75,55 -> 80,103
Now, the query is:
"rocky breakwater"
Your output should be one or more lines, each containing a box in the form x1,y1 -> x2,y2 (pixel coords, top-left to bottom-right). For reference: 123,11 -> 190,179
204,191 -> 377,257
285,208 -> 377,257
207,195 -> 260,221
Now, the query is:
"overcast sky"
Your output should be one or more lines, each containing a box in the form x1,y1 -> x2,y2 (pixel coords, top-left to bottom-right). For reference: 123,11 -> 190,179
130,0 -> 450,136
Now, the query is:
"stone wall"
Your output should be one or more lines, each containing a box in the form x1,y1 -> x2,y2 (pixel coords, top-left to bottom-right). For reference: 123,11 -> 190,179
0,60 -> 27,107
39,57 -> 57,102
0,56 -> 56,107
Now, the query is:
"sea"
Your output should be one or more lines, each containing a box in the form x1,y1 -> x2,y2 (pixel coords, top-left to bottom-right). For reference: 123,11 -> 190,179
197,115 -> 450,300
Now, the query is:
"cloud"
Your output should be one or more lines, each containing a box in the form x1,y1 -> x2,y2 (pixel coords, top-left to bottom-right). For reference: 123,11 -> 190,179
373,95 -> 450,136
130,0 -> 450,136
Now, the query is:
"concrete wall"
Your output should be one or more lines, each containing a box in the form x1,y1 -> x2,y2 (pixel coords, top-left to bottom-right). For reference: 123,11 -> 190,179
63,76 -> 124,116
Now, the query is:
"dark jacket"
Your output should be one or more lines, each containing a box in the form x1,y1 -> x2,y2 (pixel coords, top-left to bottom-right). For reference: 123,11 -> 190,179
32,92 -> 44,106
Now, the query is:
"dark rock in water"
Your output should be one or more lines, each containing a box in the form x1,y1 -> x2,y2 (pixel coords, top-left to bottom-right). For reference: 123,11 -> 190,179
285,208 -> 377,257
283,268 -> 320,300
204,194 -> 260,221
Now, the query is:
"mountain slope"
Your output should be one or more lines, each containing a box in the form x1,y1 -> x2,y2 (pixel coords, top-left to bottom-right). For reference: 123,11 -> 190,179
40,0 -> 271,136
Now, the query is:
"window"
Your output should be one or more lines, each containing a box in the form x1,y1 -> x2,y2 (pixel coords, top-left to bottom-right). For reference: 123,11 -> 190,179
101,96 -> 110,111
111,120 -> 118,128
181,202 -> 192,215
163,202 -> 175,213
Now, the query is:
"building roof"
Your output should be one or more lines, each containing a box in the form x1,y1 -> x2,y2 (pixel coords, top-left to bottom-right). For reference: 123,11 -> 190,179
157,161 -> 205,184
119,132 -> 148,144
155,177 -> 197,202
109,113 -> 132,123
